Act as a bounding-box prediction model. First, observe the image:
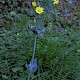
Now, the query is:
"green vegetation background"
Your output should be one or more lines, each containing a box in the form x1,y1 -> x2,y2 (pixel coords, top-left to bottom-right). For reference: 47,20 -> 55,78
0,0 -> 80,80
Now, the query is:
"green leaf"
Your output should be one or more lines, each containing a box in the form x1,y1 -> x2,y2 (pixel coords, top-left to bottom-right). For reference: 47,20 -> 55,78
2,75 -> 8,79
12,67 -> 21,73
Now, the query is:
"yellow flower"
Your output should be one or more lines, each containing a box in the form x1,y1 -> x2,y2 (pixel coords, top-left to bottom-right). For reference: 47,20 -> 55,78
32,2 -> 36,7
53,0 -> 59,4
35,6 -> 44,14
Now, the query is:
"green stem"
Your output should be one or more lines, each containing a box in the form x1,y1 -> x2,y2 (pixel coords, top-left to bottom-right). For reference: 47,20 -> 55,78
32,35 -> 37,60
